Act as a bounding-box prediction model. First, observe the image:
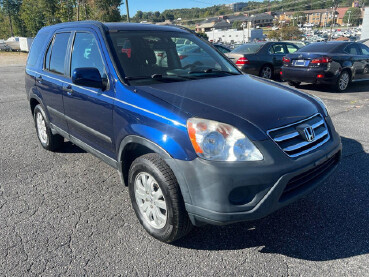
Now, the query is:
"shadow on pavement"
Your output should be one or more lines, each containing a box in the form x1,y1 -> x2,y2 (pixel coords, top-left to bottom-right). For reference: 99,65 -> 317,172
56,141 -> 86,154
295,81 -> 369,93
175,136 -> 369,261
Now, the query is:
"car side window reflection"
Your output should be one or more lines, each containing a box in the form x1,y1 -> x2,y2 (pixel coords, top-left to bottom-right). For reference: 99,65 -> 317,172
71,32 -> 106,78
345,44 -> 359,55
271,44 -> 286,54
360,44 -> 369,55
287,44 -> 298,53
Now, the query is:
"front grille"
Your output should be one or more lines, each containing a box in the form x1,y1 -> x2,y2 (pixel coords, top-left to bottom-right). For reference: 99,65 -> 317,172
280,151 -> 340,201
268,114 -> 330,158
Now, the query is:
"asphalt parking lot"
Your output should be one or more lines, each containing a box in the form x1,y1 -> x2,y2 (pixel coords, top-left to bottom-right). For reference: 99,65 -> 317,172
1,65 -> 368,276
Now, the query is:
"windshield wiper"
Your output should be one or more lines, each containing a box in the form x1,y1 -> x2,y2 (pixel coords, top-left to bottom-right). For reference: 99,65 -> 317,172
188,68 -> 240,75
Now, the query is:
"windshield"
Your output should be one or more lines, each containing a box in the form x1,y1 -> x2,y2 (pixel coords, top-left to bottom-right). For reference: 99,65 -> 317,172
232,43 -> 264,54
107,30 -> 240,85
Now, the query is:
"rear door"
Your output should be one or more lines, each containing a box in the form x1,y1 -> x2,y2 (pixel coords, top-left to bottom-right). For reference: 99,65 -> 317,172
344,43 -> 365,80
38,32 -> 72,132
270,43 -> 287,70
62,30 -> 115,158
358,43 -> 369,80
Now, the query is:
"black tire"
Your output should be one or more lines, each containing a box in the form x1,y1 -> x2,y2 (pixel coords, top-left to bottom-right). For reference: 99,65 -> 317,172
33,105 -> 64,151
288,81 -> 301,87
335,70 -> 350,92
260,65 -> 273,79
128,153 -> 192,243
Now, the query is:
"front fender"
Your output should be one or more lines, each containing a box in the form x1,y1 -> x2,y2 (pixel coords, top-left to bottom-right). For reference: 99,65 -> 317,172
117,135 -> 194,205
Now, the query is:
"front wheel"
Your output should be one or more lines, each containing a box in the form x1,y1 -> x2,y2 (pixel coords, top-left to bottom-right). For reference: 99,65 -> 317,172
335,70 -> 350,92
260,65 -> 273,79
128,153 -> 192,243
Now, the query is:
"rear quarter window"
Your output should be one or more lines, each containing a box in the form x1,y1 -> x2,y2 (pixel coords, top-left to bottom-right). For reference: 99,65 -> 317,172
27,31 -> 50,67
45,32 -> 71,75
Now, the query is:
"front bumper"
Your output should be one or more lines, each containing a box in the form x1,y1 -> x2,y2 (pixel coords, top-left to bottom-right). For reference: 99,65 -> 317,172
282,66 -> 338,84
167,117 -> 342,226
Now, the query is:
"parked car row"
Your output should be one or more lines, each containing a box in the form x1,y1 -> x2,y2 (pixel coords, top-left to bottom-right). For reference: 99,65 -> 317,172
282,41 -> 369,92
225,42 -> 300,79
219,40 -> 369,92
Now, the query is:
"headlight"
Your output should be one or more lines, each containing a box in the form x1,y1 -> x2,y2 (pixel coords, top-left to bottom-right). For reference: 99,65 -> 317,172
187,118 -> 263,161
312,95 -> 328,116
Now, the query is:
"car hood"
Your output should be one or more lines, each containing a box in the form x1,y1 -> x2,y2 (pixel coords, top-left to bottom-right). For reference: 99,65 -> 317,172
135,74 -> 319,134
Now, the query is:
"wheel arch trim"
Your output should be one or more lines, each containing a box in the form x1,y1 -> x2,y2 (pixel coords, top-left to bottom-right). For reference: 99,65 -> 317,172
116,135 -> 193,204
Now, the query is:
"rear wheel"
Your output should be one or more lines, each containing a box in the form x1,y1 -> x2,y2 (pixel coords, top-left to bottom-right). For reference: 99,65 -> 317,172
128,153 -> 192,243
335,70 -> 350,92
34,105 -> 64,151
260,65 -> 273,79
288,81 -> 301,87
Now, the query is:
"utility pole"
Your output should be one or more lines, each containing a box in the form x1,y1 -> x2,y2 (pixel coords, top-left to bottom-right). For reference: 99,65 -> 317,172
77,0 -> 80,21
329,0 -> 339,41
125,0 -> 130,22
347,10 -> 351,27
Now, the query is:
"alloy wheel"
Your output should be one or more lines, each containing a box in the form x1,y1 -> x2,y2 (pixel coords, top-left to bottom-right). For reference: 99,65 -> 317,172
134,172 -> 167,229
262,66 -> 272,79
36,112 -> 48,144
339,72 -> 349,91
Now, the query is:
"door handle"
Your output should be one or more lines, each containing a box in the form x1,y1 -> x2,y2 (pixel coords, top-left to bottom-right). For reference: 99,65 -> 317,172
36,75 -> 42,83
63,84 -> 73,94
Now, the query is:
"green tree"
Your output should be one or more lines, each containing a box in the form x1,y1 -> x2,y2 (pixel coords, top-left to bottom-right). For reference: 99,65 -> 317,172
292,11 -> 306,26
20,0 -> 44,36
136,10 -> 143,20
279,25 -> 302,40
232,20 -> 242,30
41,0 -> 59,25
343,7 -> 362,26
0,0 -> 23,36
90,0 -> 122,22
0,7 -> 11,38
267,26 -> 302,40
267,30 -> 279,40
57,0 -> 76,22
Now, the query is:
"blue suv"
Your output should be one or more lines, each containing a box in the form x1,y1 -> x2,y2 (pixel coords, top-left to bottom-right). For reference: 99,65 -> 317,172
26,21 -> 342,242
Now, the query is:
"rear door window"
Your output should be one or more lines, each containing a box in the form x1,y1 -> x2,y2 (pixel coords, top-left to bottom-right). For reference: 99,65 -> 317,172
286,44 -> 299,53
46,32 -> 71,75
344,44 -> 359,55
270,44 -> 286,54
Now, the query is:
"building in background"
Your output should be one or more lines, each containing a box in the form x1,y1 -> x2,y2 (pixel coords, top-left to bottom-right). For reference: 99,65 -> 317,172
225,2 -> 248,12
361,7 -> 369,40
278,7 -> 351,27
206,27 -> 264,44
196,13 -> 273,33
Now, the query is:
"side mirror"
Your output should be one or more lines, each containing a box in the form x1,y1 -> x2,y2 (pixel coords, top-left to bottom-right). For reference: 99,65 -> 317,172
72,67 -> 104,89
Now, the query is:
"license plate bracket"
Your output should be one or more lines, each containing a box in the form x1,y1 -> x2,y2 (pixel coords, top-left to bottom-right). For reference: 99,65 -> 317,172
294,59 -> 309,67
